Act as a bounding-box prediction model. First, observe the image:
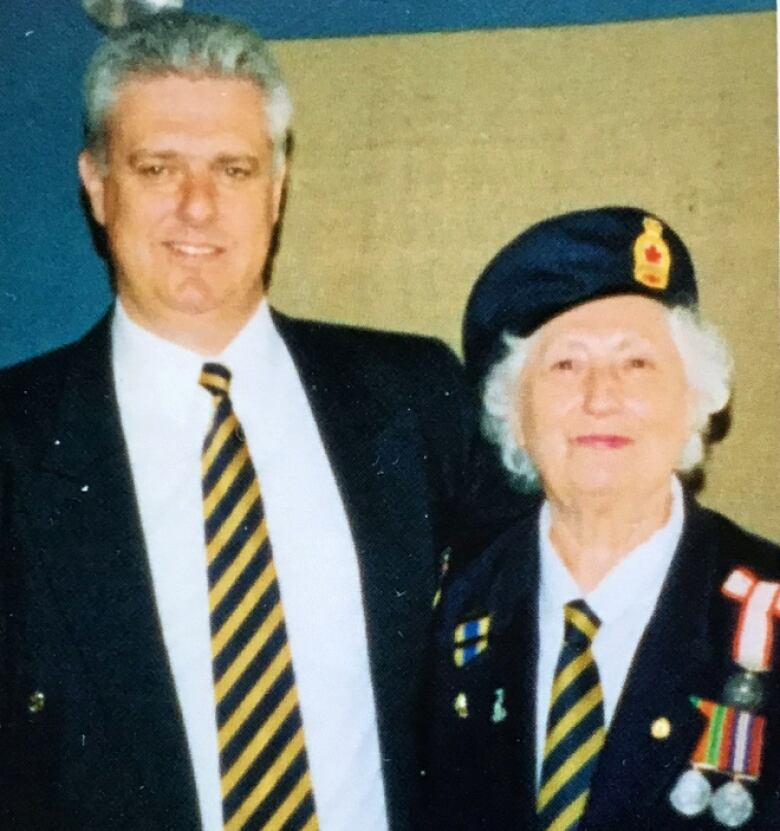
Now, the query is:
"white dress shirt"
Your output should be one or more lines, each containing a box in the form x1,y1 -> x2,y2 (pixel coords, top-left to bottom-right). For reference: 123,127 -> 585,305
112,300 -> 388,831
535,478 -> 685,782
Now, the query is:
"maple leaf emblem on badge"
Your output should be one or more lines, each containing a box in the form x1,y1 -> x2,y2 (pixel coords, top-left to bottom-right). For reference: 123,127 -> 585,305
633,217 -> 670,289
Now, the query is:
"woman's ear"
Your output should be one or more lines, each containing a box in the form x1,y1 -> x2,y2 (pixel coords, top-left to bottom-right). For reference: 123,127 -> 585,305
512,380 -> 527,450
685,385 -> 701,436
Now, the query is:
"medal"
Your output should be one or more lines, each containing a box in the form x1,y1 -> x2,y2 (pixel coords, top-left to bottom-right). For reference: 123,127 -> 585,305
722,569 -> 780,673
710,781 -> 754,828
669,697 -> 766,827
669,568 -> 780,827
669,768 -> 712,816
723,670 -> 765,711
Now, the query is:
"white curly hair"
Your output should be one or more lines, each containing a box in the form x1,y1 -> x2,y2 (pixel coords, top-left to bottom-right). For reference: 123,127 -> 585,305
481,305 -> 733,492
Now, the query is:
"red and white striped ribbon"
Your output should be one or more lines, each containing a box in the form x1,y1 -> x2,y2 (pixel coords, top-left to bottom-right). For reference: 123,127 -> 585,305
722,568 -> 780,672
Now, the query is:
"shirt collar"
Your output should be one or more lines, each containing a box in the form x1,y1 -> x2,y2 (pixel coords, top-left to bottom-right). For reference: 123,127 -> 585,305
111,298 -> 282,422
539,477 -> 685,625
218,299 -> 286,405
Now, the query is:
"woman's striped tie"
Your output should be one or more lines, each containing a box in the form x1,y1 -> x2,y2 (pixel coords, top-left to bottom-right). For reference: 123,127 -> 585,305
538,600 -> 606,831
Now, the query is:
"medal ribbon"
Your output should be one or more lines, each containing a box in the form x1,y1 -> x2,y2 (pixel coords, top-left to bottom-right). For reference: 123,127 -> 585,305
453,615 -> 491,667
690,698 -> 765,780
721,568 -> 780,672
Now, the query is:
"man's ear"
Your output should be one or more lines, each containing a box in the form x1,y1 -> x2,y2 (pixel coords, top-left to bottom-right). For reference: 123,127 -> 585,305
78,151 -> 107,227
271,159 -> 287,224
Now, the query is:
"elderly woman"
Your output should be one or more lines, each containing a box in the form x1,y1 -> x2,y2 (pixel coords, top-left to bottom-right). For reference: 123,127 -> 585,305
420,208 -> 780,831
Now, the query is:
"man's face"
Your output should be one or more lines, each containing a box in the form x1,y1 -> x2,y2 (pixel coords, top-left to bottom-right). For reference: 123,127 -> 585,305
79,74 -> 285,347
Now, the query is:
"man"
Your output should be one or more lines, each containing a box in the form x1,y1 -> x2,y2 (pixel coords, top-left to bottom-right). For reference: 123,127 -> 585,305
0,11 -> 514,830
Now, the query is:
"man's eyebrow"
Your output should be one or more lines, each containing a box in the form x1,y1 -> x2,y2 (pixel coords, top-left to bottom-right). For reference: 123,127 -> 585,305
126,151 -> 262,171
214,154 -> 260,169
128,150 -> 179,164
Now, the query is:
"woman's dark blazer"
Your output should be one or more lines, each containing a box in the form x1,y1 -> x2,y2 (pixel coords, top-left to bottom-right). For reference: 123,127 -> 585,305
419,496 -> 780,830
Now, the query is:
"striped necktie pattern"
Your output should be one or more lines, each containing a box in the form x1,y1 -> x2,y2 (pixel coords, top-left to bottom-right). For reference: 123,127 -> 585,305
200,363 -> 318,831
537,599 -> 606,831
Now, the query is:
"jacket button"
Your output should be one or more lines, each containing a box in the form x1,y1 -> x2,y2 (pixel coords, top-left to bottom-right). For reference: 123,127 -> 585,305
27,690 -> 46,714
650,716 -> 671,740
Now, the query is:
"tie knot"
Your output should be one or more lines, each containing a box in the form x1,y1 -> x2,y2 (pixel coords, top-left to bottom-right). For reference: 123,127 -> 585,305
563,599 -> 600,648
200,363 -> 232,397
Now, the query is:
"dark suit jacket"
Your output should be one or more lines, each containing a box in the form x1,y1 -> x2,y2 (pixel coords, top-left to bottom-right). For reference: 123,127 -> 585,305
419,497 -> 780,830
0,309 -> 519,830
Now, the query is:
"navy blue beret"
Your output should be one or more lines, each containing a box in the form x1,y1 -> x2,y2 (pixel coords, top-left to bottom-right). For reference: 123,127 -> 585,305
463,207 -> 698,384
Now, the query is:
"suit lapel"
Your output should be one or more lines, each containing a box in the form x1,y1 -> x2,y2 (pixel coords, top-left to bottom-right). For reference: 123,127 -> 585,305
17,318 -> 200,823
584,501 -> 729,829
448,516 -> 542,829
274,312 -> 439,823
489,521 -> 543,830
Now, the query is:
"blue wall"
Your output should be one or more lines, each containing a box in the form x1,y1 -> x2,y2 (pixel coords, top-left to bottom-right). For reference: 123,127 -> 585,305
1,0 -> 772,366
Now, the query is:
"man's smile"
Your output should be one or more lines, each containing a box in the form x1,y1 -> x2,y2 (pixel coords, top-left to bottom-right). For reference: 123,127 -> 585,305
163,241 -> 225,257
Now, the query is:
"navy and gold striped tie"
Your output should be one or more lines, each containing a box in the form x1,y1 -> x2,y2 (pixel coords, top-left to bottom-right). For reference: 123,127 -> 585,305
537,600 -> 606,831
200,363 -> 318,831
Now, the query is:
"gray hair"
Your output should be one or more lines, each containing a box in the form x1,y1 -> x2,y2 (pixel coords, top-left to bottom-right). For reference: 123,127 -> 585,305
482,305 -> 733,491
83,11 -> 293,171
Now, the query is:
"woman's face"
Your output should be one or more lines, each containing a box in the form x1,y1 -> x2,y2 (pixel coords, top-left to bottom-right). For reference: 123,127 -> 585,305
516,295 -> 696,505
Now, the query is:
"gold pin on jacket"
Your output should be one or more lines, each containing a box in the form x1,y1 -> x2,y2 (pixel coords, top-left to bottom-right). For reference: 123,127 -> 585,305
454,692 -> 469,719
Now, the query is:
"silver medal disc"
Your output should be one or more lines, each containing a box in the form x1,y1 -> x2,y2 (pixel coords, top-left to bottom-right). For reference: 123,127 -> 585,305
669,768 -> 712,817
723,671 -> 766,711
710,780 -> 754,828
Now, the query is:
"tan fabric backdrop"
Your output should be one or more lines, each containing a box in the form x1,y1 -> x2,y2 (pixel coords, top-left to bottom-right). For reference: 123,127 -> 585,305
267,11 -> 780,541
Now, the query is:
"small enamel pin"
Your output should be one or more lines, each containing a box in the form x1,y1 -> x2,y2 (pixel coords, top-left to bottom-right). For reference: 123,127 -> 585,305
491,688 -> 507,724
432,547 -> 451,610
669,568 -> 780,828
453,692 -> 469,719
452,614 -> 491,667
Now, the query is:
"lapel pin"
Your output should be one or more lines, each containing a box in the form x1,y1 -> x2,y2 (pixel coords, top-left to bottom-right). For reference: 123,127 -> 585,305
452,613 -> 491,667
454,692 -> 469,719
432,548 -> 451,609
27,690 -> 46,714
650,716 -> 671,740
669,568 -> 780,828
491,688 -> 507,724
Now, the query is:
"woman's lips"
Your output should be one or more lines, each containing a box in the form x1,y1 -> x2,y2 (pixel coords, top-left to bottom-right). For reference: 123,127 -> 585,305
573,434 -> 633,449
